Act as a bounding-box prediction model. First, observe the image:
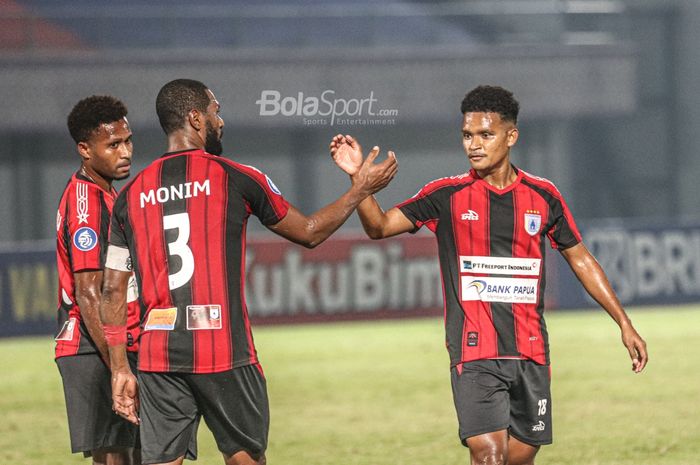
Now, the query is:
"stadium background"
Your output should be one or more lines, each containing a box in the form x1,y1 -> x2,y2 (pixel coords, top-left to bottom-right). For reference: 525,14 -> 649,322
0,1 -> 699,464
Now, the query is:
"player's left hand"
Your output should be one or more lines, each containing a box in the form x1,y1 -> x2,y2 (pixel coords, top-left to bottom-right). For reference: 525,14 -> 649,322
621,324 -> 648,373
330,134 -> 363,175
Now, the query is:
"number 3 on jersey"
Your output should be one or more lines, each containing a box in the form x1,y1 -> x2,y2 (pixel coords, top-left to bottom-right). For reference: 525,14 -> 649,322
163,213 -> 194,290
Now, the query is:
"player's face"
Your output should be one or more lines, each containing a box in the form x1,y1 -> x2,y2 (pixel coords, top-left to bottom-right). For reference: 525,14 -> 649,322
82,117 -> 133,181
461,112 -> 518,173
203,89 -> 224,155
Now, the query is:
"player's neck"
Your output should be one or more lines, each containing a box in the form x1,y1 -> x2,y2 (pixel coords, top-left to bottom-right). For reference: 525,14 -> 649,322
80,164 -> 112,192
167,131 -> 203,153
477,162 -> 516,190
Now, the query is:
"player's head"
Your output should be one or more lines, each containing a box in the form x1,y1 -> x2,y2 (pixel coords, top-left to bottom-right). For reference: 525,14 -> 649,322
67,95 -> 133,181
156,79 -> 224,155
460,85 -> 519,173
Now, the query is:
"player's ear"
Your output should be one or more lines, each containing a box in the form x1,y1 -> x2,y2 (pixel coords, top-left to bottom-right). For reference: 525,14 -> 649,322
188,109 -> 202,131
507,127 -> 519,147
77,141 -> 91,162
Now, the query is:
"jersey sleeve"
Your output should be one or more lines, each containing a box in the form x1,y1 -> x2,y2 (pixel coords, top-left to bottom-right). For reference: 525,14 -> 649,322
67,182 -> 108,272
546,189 -> 582,250
239,166 -> 290,226
395,184 -> 441,233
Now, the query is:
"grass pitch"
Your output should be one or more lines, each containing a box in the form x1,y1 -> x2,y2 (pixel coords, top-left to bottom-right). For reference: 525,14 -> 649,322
1,305 -> 699,465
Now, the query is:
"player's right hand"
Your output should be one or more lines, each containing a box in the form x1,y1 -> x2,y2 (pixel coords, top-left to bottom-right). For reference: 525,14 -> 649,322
111,370 -> 140,425
352,146 -> 398,196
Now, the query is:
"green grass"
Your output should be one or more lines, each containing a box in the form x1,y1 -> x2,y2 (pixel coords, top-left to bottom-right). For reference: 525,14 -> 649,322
1,305 -> 699,465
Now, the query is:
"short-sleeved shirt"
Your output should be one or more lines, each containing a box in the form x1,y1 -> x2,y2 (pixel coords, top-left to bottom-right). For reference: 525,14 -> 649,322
106,149 -> 290,374
55,172 -> 141,358
397,167 -> 581,366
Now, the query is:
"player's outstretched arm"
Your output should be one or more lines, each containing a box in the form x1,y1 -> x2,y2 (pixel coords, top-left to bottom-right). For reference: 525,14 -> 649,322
330,134 -> 415,239
73,270 -> 110,367
560,243 -> 648,373
268,145 -> 398,248
100,264 -> 140,425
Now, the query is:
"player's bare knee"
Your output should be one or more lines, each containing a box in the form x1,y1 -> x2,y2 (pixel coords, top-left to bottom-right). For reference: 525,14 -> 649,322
471,448 -> 507,465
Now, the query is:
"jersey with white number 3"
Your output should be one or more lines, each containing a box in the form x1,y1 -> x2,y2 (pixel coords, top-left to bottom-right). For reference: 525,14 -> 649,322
106,149 -> 289,373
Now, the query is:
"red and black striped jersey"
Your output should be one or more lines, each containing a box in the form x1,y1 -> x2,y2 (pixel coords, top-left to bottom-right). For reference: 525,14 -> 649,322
397,167 -> 581,366
107,149 -> 290,374
55,172 -> 140,359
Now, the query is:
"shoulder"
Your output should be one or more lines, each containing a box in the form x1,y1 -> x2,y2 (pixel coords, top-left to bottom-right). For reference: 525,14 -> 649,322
212,158 -> 280,192
411,172 -> 475,200
519,169 -> 566,201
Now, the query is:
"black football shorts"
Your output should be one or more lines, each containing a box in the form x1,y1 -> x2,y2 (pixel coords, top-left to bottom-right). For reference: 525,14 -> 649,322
450,359 -> 553,447
137,364 -> 269,465
56,352 -> 139,457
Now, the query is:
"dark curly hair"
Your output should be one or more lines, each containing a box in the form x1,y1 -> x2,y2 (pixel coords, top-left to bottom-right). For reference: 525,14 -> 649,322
460,85 -> 519,124
156,79 -> 211,135
67,95 -> 128,143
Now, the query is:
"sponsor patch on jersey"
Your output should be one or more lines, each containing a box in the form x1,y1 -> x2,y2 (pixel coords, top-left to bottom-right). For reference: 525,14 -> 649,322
266,175 -> 282,195
55,317 -> 77,341
524,211 -> 542,236
467,331 -> 479,347
56,210 -> 62,232
144,307 -> 177,331
186,304 -> 222,330
73,227 -> 98,252
462,276 -> 539,304
460,256 -> 541,276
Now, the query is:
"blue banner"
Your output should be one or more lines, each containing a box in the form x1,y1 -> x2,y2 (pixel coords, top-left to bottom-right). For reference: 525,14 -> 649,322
0,244 -> 57,337
2,218 -> 699,337
551,219 -> 700,309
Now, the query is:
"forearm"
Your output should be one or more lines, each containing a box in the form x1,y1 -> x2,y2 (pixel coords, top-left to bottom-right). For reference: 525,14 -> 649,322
100,285 -> 130,371
569,252 -> 631,328
75,293 -> 110,364
298,185 -> 367,248
357,195 -> 390,239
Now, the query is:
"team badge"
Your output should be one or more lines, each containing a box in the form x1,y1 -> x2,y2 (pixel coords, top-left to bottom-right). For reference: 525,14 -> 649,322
524,211 -> 542,236
266,175 -> 282,195
73,226 -> 98,251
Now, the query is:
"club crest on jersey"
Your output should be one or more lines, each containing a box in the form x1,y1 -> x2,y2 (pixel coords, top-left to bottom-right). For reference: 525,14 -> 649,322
524,211 -> 541,236
73,226 -> 97,251
266,175 -> 282,195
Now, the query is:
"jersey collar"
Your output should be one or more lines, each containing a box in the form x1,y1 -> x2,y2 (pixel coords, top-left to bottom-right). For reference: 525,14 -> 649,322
469,165 -> 522,195
161,148 -> 208,158
74,170 -> 117,197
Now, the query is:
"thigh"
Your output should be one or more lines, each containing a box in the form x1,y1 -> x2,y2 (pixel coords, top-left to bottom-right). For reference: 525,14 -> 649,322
56,354 -> 138,455
137,371 -> 200,465
451,360 -> 510,446
188,363 -> 270,459
508,361 -> 553,446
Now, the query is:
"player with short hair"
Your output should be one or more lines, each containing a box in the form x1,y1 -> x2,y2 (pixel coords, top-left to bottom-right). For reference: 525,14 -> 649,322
330,85 -> 648,465
56,95 -> 140,465
99,78 -> 397,465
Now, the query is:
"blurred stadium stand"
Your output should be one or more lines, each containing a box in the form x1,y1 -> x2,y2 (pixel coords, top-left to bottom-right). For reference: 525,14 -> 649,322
2,0 -> 697,244
1,0 -> 700,334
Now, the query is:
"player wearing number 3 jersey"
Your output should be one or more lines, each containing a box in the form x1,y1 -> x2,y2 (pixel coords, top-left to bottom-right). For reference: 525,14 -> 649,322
330,85 -> 648,465
99,79 -> 397,465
